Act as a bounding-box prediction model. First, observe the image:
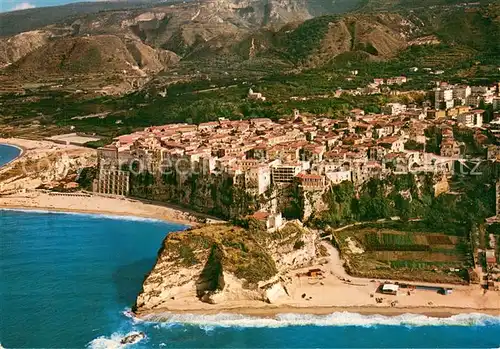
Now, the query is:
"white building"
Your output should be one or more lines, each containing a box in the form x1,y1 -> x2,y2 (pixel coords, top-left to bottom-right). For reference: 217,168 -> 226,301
248,88 -> 266,101
452,85 -> 471,105
245,166 -> 271,195
382,103 -> 407,115
457,113 -> 474,127
473,110 -> 483,128
382,284 -> 399,295
435,88 -> 454,110
457,111 -> 483,128
489,118 -> 500,133
325,170 -> 352,184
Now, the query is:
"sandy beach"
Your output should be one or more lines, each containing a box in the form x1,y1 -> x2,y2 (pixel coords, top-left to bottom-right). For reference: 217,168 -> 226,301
0,190 -> 201,226
0,137 -> 96,192
141,305 -> 500,319
0,137 -> 87,162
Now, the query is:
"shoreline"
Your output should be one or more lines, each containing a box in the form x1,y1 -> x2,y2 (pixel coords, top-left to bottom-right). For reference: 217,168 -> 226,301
0,137 -> 220,226
137,305 -> 500,319
0,142 -> 25,169
1,139 -> 498,322
0,205 -> 192,226
0,191 -> 203,226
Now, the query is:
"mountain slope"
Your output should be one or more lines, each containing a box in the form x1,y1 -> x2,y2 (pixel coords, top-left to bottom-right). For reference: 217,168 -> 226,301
0,0 -> 498,97
10,35 -> 178,76
3,35 -> 179,95
0,30 -> 52,68
0,0 -> 168,37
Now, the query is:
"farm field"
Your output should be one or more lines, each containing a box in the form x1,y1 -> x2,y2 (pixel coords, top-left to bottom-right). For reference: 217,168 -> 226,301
333,223 -> 472,284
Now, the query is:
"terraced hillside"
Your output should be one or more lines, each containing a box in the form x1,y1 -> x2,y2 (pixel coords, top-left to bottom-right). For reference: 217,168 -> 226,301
334,223 -> 472,284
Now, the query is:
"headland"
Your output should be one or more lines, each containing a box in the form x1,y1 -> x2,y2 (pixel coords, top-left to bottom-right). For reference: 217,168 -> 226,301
133,223 -> 500,319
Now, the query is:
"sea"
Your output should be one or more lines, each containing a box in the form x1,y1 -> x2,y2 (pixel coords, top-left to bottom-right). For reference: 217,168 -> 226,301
0,145 -> 499,348
0,144 -> 21,168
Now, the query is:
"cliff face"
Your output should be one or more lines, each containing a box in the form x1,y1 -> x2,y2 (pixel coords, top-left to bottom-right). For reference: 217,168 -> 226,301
134,221 -> 320,314
130,173 -> 261,220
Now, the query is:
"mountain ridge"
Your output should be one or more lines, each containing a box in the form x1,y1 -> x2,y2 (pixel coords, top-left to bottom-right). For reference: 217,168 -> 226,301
0,0 -> 498,96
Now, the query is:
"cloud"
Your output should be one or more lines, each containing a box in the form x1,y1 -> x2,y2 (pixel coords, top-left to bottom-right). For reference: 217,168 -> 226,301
11,2 -> 36,11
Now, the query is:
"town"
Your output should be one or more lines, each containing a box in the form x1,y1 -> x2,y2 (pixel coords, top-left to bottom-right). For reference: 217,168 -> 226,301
94,80 -> 500,206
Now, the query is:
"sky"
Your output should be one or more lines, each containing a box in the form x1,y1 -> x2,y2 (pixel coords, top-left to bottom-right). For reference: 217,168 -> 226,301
0,0 -> 108,12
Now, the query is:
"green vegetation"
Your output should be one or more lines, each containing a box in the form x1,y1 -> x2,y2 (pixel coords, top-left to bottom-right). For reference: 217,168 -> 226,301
76,167 -> 97,191
319,162 -> 498,283
364,232 -> 431,251
198,244 -> 225,295
128,171 -> 260,220
312,174 -> 434,227
84,138 -> 112,149
425,126 -> 443,155
314,163 -> 498,237
334,223 -> 471,283
161,223 -> 292,286
281,15 -> 338,63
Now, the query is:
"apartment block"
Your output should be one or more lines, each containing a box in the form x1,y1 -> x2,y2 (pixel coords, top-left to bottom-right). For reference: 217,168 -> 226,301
271,164 -> 301,184
93,169 -> 130,196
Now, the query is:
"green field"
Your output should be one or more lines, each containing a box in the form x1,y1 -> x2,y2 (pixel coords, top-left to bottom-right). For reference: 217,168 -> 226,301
333,223 -> 472,284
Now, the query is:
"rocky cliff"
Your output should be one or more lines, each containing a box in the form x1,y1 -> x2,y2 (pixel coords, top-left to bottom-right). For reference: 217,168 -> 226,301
0,30 -> 52,68
134,221 -> 321,314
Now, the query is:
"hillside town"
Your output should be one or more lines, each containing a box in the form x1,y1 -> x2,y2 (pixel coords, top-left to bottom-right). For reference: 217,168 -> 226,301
95,81 -> 500,220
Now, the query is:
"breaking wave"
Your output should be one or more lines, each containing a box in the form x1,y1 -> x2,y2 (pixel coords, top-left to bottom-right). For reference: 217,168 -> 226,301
89,310 -> 500,347
141,311 -> 500,329
87,332 -> 125,349
87,331 -> 146,349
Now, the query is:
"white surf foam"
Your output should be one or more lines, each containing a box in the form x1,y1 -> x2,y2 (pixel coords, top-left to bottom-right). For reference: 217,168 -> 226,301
87,332 -> 124,349
122,308 -> 146,325
87,331 -> 146,349
142,311 -> 500,329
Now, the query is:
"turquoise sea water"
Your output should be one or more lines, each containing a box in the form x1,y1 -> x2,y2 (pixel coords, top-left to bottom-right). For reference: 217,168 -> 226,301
0,144 -> 21,167
1,210 -> 499,348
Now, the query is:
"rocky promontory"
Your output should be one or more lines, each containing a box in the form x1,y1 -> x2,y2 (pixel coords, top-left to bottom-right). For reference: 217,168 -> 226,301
134,221 -> 324,315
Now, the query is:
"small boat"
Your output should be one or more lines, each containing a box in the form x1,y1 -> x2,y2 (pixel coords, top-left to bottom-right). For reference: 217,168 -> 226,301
120,331 -> 146,345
